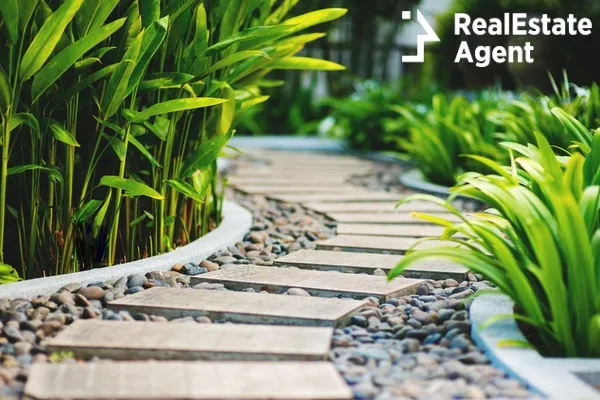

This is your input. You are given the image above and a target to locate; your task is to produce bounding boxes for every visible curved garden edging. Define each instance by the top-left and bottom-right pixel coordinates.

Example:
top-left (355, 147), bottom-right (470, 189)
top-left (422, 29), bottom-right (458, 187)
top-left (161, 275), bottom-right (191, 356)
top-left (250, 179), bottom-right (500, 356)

top-left (470, 293), bottom-right (600, 399)
top-left (399, 169), bottom-right (456, 198)
top-left (0, 201), bottom-right (252, 300)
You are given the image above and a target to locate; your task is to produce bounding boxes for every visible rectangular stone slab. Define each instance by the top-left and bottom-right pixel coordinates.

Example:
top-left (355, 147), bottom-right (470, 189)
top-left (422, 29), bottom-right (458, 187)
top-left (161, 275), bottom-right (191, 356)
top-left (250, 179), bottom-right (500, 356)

top-left (232, 170), bottom-right (360, 178)
top-left (304, 201), bottom-right (448, 214)
top-left (274, 192), bottom-right (401, 203)
top-left (328, 212), bottom-right (462, 224)
top-left (46, 320), bottom-right (333, 361)
top-left (274, 250), bottom-right (467, 280)
top-left (25, 361), bottom-right (352, 400)
top-left (229, 177), bottom-right (348, 186)
top-left (190, 265), bottom-right (423, 300)
top-left (234, 185), bottom-right (361, 195)
top-left (316, 234), bottom-right (458, 255)
top-left (108, 287), bottom-right (367, 327)
top-left (336, 223), bottom-right (457, 237)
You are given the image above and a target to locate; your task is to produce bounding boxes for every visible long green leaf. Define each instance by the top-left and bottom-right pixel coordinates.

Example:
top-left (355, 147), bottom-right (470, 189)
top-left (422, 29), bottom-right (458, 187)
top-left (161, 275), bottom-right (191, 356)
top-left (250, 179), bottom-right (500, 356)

top-left (126, 16), bottom-right (168, 96)
top-left (140, 0), bottom-right (160, 28)
top-left (282, 8), bottom-right (347, 33)
top-left (93, 192), bottom-right (111, 237)
top-left (0, 66), bottom-right (12, 114)
top-left (43, 118), bottom-right (80, 147)
top-left (76, 0), bottom-right (119, 36)
top-left (9, 113), bottom-right (40, 138)
top-left (123, 97), bottom-right (228, 123)
top-left (101, 32), bottom-right (143, 118)
top-left (167, 179), bottom-right (203, 203)
top-left (32, 17), bottom-right (126, 101)
top-left (19, 0), bottom-right (84, 81)
top-left (7, 164), bottom-right (63, 184)
top-left (0, 0), bottom-right (19, 45)
top-left (203, 51), bottom-right (269, 77)
top-left (100, 176), bottom-right (163, 199)
top-left (269, 56), bottom-right (345, 71)
top-left (72, 199), bottom-right (103, 223)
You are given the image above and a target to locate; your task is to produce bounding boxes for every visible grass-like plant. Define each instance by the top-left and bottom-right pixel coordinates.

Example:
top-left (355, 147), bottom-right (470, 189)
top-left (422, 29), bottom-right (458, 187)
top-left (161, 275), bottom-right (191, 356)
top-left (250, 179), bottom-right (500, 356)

top-left (390, 91), bottom-right (506, 185)
top-left (388, 131), bottom-right (600, 357)
top-left (0, 0), bottom-right (346, 280)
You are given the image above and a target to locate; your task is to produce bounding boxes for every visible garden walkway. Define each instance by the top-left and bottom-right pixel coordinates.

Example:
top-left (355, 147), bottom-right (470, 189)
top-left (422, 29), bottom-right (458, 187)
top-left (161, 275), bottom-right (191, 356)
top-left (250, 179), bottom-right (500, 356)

top-left (25, 150), bottom-right (469, 399)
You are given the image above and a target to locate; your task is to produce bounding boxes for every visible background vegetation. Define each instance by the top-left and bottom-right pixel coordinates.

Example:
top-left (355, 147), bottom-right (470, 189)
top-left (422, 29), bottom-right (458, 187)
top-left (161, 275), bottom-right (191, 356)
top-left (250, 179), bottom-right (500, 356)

top-left (0, 0), bottom-right (345, 280)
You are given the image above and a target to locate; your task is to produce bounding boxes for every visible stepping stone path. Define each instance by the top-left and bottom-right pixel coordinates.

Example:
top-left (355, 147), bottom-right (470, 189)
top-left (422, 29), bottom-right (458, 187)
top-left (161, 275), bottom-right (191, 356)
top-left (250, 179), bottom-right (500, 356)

top-left (304, 201), bottom-right (448, 213)
top-left (336, 222), bottom-right (458, 237)
top-left (27, 361), bottom-right (352, 400)
top-left (26, 150), bottom-right (471, 399)
top-left (46, 320), bottom-right (334, 361)
top-left (317, 234), bottom-right (458, 254)
top-left (327, 212), bottom-right (463, 224)
top-left (190, 264), bottom-right (423, 300)
top-left (275, 249), bottom-right (467, 280)
top-left (108, 287), bottom-right (367, 327)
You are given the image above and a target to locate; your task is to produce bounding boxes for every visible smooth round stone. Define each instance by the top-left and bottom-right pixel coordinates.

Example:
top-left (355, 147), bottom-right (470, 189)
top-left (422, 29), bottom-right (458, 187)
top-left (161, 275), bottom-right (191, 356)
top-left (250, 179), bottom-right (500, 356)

top-left (438, 309), bottom-right (454, 323)
top-left (423, 333), bottom-right (442, 345)
top-left (214, 256), bottom-right (237, 264)
top-left (78, 286), bottom-right (105, 301)
top-left (2, 325), bottom-right (22, 343)
top-left (286, 288), bottom-right (310, 297)
top-left (457, 351), bottom-right (489, 365)
top-left (419, 295), bottom-right (438, 303)
top-left (75, 289), bottom-right (91, 307)
top-left (124, 286), bottom-right (144, 295)
top-left (406, 329), bottom-right (428, 341)
top-left (446, 320), bottom-right (470, 334)
top-left (200, 260), bottom-right (219, 272)
top-left (14, 342), bottom-right (32, 357)
top-left (60, 283), bottom-right (83, 293)
top-left (54, 291), bottom-right (75, 306)
top-left (350, 315), bottom-right (368, 328)
top-left (450, 335), bottom-right (470, 352)
top-left (416, 284), bottom-right (429, 296)
top-left (127, 275), bottom-right (146, 288)
top-left (355, 347), bottom-right (390, 361)
top-left (113, 277), bottom-right (128, 289)
top-left (181, 264), bottom-right (206, 275)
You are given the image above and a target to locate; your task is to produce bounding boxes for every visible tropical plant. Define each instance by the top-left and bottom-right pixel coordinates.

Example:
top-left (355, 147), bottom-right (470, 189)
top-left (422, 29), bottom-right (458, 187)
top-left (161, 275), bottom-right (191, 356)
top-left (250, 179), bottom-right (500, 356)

top-left (390, 91), bottom-right (509, 185)
top-left (488, 73), bottom-right (600, 149)
top-left (0, 0), bottom-right (346, 280)
top-left (388, 131), bottom-right (600, 357)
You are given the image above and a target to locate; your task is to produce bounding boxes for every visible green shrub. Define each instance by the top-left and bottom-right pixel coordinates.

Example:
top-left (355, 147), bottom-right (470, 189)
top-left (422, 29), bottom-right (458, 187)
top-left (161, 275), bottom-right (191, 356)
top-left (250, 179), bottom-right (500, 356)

top-left (323, 80), bottom-right (436, 151)
top-left (390, 91), bottom-right (510, 185)
top-left (0, 0), bottom-right (346, 279)
top-left (389, 130), bottom-right (600, 357)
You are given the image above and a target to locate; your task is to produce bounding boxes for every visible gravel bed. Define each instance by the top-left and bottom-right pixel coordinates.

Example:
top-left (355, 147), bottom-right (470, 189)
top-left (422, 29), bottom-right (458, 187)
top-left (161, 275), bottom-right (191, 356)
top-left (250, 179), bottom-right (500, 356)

top-left (0, 158), bottom-right (531, 399)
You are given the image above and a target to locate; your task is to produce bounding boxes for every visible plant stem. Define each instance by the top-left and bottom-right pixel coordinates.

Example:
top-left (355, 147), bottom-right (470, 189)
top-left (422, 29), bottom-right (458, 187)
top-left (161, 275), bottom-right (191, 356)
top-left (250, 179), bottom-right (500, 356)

top-left (0, 112), bottom-right (10, 263)
top-left (108, 122), bottom-right (131, 265)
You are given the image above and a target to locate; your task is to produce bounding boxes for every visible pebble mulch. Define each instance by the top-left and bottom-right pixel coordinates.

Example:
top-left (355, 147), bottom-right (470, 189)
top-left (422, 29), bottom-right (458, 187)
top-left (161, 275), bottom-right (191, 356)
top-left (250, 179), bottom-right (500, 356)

top-left (0, 158), bottom-right (532, 399)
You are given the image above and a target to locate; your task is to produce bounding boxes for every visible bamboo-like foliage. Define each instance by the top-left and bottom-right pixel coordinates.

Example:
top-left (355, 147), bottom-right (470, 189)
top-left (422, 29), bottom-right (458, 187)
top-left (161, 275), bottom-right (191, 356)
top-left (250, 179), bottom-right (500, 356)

top-left (388, 123), bottom-right (600, 357)
top-left (0, 0), bottom-right (346, 280)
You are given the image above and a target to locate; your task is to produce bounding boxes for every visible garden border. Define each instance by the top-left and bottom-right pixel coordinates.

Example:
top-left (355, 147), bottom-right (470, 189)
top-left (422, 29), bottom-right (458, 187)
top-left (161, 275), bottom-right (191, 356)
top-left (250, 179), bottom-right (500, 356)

top-left (0, 201), bottom-right (252, 300)
top-left (470, 292), bottom-right (600, 399)
top-left (398, 169), bottom-right (456, 198)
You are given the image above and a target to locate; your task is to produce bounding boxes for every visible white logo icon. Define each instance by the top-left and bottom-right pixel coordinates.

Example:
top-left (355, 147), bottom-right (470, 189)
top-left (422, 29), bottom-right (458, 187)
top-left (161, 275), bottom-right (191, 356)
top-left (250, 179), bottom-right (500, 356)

top-left (402, 10), bottom-right (440, 63)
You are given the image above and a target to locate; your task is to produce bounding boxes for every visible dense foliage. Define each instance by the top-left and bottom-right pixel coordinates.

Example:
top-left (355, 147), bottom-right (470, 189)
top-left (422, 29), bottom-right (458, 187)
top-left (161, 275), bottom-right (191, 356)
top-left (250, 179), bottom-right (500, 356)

top-left (0, 0), bottom-right (345, 280)
top-left (389, 111), bottom-right (600, 357)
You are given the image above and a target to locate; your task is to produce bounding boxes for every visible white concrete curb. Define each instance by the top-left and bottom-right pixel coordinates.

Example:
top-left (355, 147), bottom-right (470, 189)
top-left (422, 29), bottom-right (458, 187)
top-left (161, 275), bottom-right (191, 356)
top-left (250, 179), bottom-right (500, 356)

top-left (470, 292), bottom-right (600, 399)
top-left (0, 201), bottom-right (252, 300)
